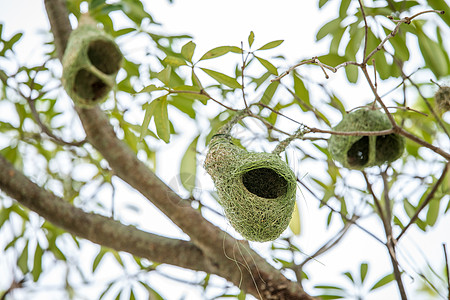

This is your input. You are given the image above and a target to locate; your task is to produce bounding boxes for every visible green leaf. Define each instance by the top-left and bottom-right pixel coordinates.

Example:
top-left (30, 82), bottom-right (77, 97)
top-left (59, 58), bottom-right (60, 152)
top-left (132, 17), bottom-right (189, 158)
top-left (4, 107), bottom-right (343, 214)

top-left (427, 0), bottom-right (450, 27)
top-left (180, 135), bottom-right (199, 193)
top-left (171, 85), bottom-right (209, 102)
top-left (260, 81), bottom-right (279, 105)
top-left (32, 243), bottom-right (44, 282)
top-left (343, 271), bottom-right (354, 283)
top-left (385, 28), bottom-right (409, 61)
top-left (199, 46), bottom-right (241, 60)
top-left (153, 96), bottom-right (171, 143)
top-left (360, 262), bottom-right (369, 283)
top-left (18, 241), bottom-right (29, 274)
top-left (316, 18), bottom-right (341, 41)
top-left (138, 84), bottom-right (166, 94)
top-left (201, 68), bottom-right (241, 89)
top-left (370, 273), bottom-right (395, 290)
top-left (157, 66), bottom-right (172, 86)
top-left (293, 74), bottom-right (310, 102)
top-left (426, 198), bottom-right (440, 227)
top-left (289, 201), bottom-right (301, 235)
top-left (92, 247), bottom-right (107, 273)
top-left (255, 56), bottom-right (278, 75)
top-left (3, 32), bottom-right (23, 54)
top-left (181, 41), bottom-right (196, 62)
top-left (169, 95), bottom-right (196, 118)
top-left (140, 100), bottom-right (158, 141)
top-left (416, 28), bottom-right (448, 77)
top-left (257, 40), bottom-right (284, 51)
top-left (345, 64), bottom-right (358, 83)
top-left (163, 55), bottom-right (186, 67)
top-left (339, 0), bottom-right (351, 17)
top-left (319, 0), bottom-right (329, 8)
top-left (248, 31), bottom-right (255, 47)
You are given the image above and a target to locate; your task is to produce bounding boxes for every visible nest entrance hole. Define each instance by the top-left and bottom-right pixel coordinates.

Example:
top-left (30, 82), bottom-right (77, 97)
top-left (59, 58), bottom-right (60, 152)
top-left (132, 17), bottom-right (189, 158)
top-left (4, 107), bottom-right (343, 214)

top-left (74, 69), bottom-right (108, 101)
top-left (376, 134), bottom-right (401, 162)
top-left (242, 167), bottom-right (288, 199)
top-left (347, 136), bottom-right (369, 167)
top-left (87, 40), bottom-right (122, 75)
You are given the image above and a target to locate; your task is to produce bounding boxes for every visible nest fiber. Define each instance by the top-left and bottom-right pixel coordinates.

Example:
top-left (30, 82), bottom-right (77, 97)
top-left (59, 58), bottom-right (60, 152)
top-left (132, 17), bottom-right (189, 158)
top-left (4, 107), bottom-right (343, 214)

top-left (435, 86), bottom-right (450, 112)
top-left (62, 20), bottom-right (122, 107)
top-left (204, 134), bottom-right (296, 242)
top-left (328, 108), bottom-right (404, 170)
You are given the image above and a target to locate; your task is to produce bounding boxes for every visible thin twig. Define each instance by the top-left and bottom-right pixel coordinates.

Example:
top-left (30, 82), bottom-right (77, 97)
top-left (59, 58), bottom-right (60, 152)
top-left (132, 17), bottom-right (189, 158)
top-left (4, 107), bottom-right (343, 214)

top-left (397, 162), bottom-right (449, 240)
top-left (444, 243), bottom-right (450, 300)
top-left (407, 78), bottom-right (450, 139)
top-left (168, 89), bottom-right (237, 111)
top-left (240, 41), bottom-right (249, 109)
top-left (298, 179), bottom-right (384, 244)
top-left (358, 0), bottom-right (369, 60)
top-left (363, 172), bottom-right (408, 300)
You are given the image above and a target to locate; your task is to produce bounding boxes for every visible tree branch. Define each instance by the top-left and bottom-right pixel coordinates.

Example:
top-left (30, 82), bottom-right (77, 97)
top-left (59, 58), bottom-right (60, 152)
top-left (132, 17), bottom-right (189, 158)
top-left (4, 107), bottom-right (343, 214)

top-left (0, 154), bottom-right (213, 273)
top-left (39, 1), bottom-right (315, 298)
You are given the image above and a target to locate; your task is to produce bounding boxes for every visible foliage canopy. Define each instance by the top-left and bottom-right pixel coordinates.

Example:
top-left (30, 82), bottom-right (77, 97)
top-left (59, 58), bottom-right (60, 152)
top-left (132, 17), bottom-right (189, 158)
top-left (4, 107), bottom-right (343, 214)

top-left (0, 0), bottom-right (449, 299)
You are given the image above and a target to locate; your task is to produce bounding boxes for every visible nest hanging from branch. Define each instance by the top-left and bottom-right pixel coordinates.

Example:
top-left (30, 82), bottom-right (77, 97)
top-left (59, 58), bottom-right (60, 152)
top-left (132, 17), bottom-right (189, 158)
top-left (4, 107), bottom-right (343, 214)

top-left (62, 15), bottom-right (122, 107)
top-left (328, 108), bottom-right (405, 170)
top-left (204, 117), bottom-right (297, 242)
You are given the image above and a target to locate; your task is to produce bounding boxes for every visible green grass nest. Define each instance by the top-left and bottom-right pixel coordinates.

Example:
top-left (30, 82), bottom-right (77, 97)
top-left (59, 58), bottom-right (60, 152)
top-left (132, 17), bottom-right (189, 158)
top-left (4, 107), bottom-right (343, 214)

top-left (328, 108), bottom-right (405, 170)
top-left (62, 21), bottom-right (122, 107)
top-left (204, 134), bottom-right (296, 242)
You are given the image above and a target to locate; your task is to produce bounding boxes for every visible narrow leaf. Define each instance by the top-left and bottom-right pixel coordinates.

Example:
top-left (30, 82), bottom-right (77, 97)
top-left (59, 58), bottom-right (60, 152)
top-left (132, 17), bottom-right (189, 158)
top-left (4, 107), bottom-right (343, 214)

top-left (163, 56), bottom-right (186, 67)
top-left (260, 81), bottom-right (279, 105)
top-left (199, 46), bottom-right (241, 60)
top-left (257, 40), bottom-right (284, 51)
top-left (32, 243), bottom-right (44, 282)
top-left (201, 68), bottom-right (241, 89)
top-left (180, 135), bottom-right (199, 193)
top-left (92, 247), bottom-right (107, 273)
top-left (18, 241), bottom-right (29, 274)
top-left (153, 96), bottom-right (170, 143)
top-left (138, 84), bottom-right (165, 93)
top-left (248, 31), bottom-right (255, 47)
top-left (360, 262), bottom-right (369, 283)
top-left (370, 273), bottom-right (395, 291)
top-left (289, 201), bottom-right (301, 235)
top-left (181, 41), bottom-right (196, 62)
top-left (255, 56), bottom-right (278, 75)
top-left (140, 100), bottom-right (158, 141)
top-left (157, 66), bottom-right (171, 86)
top-left (426, 198), bottom-right (440, 227)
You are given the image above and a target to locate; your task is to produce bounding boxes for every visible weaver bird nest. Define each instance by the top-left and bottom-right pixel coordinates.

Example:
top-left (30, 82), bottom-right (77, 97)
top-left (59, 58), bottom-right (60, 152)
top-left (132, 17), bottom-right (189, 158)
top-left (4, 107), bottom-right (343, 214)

top-left (328, 108), bottom-right (405, 170)
top-left (204, 133), bottom-right (297, 242)
top-left (435, 85), bottom-right (450, 112)
top-left (62, 15), bottom-right (122, 107)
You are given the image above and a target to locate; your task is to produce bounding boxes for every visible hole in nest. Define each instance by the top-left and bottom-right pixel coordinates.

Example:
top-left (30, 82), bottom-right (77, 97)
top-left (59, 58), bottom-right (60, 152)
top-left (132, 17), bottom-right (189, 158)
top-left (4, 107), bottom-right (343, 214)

top-left (347, 136), bottom-right (369, 167)
top-left (242, 167), bottom-right (287, 199)
top-left (376, 134), bottom-right (401, 162)
top-left (74, 69), bottom-right (108, 101)
top-left (87, 40), bottom-right (122, 74)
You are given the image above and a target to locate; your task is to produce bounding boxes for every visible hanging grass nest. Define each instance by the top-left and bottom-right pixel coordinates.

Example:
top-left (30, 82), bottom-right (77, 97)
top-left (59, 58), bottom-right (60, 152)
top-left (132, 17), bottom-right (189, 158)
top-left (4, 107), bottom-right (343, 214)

top-left (204, 134), bottom-right (297, 242)
top-left (435, 85), bottom-right (450, 112)
top-left (328, 108), bottom-right (405, 170)
top-left (62, 15), bottom-right (122, 107)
